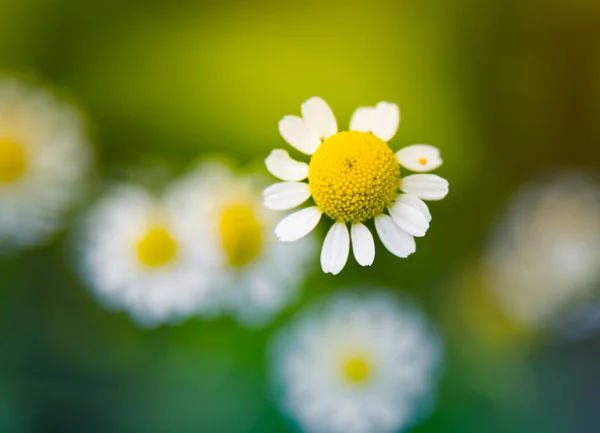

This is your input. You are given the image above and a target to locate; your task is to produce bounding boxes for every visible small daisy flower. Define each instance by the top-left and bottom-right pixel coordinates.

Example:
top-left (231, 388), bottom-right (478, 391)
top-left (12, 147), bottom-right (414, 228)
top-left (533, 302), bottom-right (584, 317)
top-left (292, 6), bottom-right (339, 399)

top-left (76, 184), bottom-right (211, 327)
top-left (0, 79), bottom-right (91, 252)
top-left (485, 172), bottom-right (600, 332)
top-left (264, 97), bottom-right (449, 274)
top-left (168, 162), bottom-right (316, 327)
top-left (270, 289), bottom-right (442, 433)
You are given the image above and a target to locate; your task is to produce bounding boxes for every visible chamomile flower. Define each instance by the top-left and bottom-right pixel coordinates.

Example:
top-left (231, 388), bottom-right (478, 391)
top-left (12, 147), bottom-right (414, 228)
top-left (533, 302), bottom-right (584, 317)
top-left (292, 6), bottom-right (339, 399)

top-left (264, 97), bottom-right (449, 274)
top-left (270, 289), bottom-right (442, 433)
top-left (76, 184), bottom-right (211, 327)
top-left (167, 162), bottom-right (316, 327)
top-left (485, 172), bottom-right (600, 332)
top-left (0, 79), bottom-right (91, 252)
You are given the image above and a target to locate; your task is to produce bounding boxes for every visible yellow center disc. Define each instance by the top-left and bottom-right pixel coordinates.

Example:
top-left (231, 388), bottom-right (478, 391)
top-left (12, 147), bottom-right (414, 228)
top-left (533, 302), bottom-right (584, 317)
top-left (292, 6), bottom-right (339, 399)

top-left (218, 203), bottom-right (264, 268)
top-left (0, 139), bottom-right (27, 183)
top-left (343, 356), bottom-right (371, 384)
top-left (308, 131), bottom-right (400, 223)
top-left (136, 227), bottom-right (178, 268)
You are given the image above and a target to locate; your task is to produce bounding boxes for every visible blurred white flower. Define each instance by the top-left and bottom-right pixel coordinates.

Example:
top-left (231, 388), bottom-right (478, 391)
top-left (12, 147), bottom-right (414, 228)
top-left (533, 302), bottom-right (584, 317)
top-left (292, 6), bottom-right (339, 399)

top-left (270, 290), bottom-right (442, 433)
top-left (485, 172), bottom-right (600, 332)
top-left (0, 78), bottom-right (92, 252)
top-left (76, 184), bottom-right (211, 327)
top-left (264, 97), bottom-right (449, 275)
top-left (167, 162), bottom-right (316, 327)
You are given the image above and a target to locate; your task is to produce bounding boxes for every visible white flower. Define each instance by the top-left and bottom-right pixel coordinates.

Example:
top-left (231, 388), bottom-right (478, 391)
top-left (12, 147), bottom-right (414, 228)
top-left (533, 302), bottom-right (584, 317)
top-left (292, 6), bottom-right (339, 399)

top-left (167, 162), bottom-right (316, 327)
top-left (485, 172), bottom-right (600, 332)
top-left (270, 289), bottom-right (443, 433)
top-left (0, 79), bottom-right (92, 252)
top-left (75, 184), bottom-right (211, 327)
top-left (264, 97), bottom-right (449, 274)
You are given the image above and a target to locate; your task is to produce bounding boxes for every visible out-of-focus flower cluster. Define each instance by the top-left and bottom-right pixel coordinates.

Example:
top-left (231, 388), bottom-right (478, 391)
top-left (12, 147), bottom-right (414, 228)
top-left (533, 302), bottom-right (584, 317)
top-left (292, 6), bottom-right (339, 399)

top-left (0, 77), bottom-right (317, 329)
top-left (75, 163), bottom-right (316, 328)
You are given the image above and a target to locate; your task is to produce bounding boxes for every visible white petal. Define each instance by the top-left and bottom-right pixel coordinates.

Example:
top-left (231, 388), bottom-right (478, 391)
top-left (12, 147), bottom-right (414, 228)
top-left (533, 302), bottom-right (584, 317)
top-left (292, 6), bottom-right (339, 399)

top-left (396, 144), bottom-right (443, 172)
top-left (349, 107), bottom-right (376, 132)
top-left (301, 97), bottom-right (337, 139)
top-left (388, 199), bottom-right (430, 237)
top-left (265, 149), bottom-right (309, 181)
top-left (374, 215), bottom-right (416, 258)
top-left (320, 222), bottom-right (350, 275)
top-left (263, 182), bottom-right (311, 210)
top-left (401, 174), bottom-right (449, 201)
top-left (395, 193), bottom-right (431, 222)
top-left (275, 207), bottom-right (322, 242)
top-left (278, 115), bottom-right (321, 155)
top-left (372, 102), bottom-right (400, 141)
top-left (351, 223), bottom-right (375, 266)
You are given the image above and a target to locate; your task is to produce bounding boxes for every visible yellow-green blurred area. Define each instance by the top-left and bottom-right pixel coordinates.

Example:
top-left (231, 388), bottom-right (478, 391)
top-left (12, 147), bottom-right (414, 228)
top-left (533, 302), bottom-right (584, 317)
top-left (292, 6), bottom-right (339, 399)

top-left (1, 0), bottom-right (600, 432)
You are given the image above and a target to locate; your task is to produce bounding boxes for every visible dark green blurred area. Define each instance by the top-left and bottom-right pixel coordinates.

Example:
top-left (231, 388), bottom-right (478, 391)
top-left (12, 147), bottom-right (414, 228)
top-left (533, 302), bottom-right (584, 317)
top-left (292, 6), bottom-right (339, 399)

top-left (1, 0), bottom-right (600, 432)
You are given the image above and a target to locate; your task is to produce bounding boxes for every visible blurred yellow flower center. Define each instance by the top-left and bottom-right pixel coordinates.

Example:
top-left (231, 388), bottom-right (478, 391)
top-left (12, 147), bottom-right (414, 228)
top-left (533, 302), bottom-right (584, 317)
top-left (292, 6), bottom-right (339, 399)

top-left (308, 131), bottom-right (400, 223)
top-left (418, 157), bottom-right (427, 165)
top-left (342, 356), bottom-right (371, 384)
top-left (219, 203), bottom-right (263, 268)
top-left (136, 227), bottom-right (178, 268)
top-left (0, 139), bottom-right (27, 183)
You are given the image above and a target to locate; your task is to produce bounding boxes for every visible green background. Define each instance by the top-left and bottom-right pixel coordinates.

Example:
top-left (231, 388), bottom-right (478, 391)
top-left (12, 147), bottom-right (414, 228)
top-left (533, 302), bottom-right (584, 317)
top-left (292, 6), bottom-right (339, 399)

top-left (1, 0), bottom-right (600, 431)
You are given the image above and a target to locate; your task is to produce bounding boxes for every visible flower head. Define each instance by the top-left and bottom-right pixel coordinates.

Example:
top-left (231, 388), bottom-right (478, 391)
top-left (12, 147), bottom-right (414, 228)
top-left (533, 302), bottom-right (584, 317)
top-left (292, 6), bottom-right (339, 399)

top-left (167, 162), bottom-right (316, 327)
top-left (75, 184), bottom-right (211, 327)
top-left (0, 79), bottom-right (92, 252)
top-left (270, 289), bottom-right (443, 433)
top-left (485, 172), bottom-right (600, 332)
top-left (264, 97), bottom-right (448, 274)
